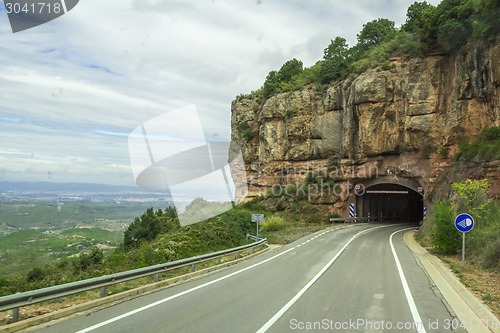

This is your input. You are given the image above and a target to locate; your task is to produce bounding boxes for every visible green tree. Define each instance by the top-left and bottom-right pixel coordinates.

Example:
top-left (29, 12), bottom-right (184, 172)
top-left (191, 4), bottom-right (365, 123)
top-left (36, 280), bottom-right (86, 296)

top-left (474, 0), bottom-right (500, 41)
top-left (357, 18), bottom-right (396, 49)
top-left (276, 58), bottom-right (303, 83)
top-left (123, 207), bottom-right (178, 248)
top-left (434, 0), bottom-right (475, 53)
top-left (262, 70), bottom-right (280, 98)
top-left (451, 179), bottom-right (489, 221)
top-left (437, 19), bottom-right (470, 53)
top-left (402, 1), bottom-right (437, 48)
top-left (262, 58), bottom-right (304, 98)
top-left (319, 37), bottom-right (349, 83)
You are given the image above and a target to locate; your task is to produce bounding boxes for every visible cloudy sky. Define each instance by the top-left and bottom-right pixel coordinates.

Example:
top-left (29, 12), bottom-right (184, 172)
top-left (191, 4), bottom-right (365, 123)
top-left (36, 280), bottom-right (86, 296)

top-left (0, 0), bottom-right (442, 186)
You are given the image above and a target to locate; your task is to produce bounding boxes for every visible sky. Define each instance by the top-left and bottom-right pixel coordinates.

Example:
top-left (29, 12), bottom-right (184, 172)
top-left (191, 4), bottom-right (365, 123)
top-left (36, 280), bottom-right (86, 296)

top-left (0, 0), bottom-right (443, 186)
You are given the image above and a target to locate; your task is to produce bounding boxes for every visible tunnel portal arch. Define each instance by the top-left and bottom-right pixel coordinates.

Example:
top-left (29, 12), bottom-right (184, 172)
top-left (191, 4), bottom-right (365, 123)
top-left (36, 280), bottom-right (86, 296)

top-left (357, 182), bottom-right (424, 223)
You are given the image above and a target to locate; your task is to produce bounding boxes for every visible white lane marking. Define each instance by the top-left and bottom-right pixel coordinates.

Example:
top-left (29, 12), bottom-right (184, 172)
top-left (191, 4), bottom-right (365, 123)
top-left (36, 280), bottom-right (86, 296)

top-left (75, 247), bottom-right (295, 333)
top-left (76, 224), bottom-right (364, 333)
top-left (390, 228), bottom-right (426, 333)
top-left (257, 224), bottom-right (394, 333)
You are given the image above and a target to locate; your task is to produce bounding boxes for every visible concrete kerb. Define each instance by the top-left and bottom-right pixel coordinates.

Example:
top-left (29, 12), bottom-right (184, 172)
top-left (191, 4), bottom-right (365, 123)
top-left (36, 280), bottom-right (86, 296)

top-left (404, 230), bottom-right (500, 333)
top-left (1, 244), bottom-right (270, 333)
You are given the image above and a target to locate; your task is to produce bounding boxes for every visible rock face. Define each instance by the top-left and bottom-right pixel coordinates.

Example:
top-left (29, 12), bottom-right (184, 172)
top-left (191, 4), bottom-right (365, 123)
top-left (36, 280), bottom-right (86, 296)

top-left (231, 42), bottom-right (500, 212)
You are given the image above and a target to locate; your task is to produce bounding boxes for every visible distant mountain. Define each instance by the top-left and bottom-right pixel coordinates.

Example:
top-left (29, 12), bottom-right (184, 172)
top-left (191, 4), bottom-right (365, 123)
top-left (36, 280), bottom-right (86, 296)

top-left (0, 181), bottom-right (147, 193)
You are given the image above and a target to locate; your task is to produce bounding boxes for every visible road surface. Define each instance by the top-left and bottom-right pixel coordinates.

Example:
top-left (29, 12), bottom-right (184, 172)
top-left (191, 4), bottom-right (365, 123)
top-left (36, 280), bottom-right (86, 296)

top-left (30, 223), bottom-right (468, 333)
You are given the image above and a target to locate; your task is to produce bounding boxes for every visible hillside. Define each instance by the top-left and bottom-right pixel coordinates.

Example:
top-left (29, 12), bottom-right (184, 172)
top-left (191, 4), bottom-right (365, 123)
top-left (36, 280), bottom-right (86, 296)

top-left (231, 0), bottom-right (500, 217)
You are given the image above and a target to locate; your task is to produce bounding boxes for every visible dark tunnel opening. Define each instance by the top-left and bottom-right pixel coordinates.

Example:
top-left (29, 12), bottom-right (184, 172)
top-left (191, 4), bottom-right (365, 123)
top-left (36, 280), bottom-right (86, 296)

top-left (360, 183), bottom-right (424, 223)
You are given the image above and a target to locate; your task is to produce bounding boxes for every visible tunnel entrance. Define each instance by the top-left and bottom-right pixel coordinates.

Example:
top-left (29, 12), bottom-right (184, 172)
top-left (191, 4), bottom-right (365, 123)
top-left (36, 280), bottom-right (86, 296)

top-left (360, 183), bottom-right (423, 222)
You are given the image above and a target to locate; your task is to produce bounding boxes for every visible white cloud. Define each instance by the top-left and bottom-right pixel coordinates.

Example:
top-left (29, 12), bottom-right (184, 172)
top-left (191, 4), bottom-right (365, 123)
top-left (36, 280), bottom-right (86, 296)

top-left (0, 0), bottom-right (442, 185)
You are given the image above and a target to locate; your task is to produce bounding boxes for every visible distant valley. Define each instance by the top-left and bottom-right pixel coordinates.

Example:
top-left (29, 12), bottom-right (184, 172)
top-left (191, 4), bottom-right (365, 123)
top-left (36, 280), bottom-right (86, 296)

top-left (0, 181), bottom-right (174, 276)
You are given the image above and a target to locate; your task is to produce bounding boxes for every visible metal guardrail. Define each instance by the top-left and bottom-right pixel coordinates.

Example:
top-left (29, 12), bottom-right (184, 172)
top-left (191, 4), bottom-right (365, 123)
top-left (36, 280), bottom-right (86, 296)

top-left (0, 238), bottom-right (267, 322)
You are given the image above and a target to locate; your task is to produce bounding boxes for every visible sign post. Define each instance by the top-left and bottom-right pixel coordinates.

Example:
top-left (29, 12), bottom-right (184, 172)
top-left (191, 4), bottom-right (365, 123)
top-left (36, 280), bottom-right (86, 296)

top-left (251, 214), bottom-right (264, 239)
top-left (454, 213), bottom-right (474, 268)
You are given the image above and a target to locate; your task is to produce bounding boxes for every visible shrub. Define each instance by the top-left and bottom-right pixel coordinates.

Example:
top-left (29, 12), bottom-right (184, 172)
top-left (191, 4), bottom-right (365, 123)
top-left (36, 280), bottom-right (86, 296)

top-left (242, 129), bottom-right (255, 140)
top-left (260, 215), bottom-right (286, 232)
top-left (439, 146), bottom-right (450, 158)
top-left (73, 247), bottom-right (104, 272)
top-left (286, 107), bottom-right (298, 118)
top-left (124, 207), bottom-right (178, 248)
top-left (305, 214), bottom-right (323, 224)
top-left (26, 267), bottom-right (46, 282)
top-left (429, 202), bottom-right (461, 254)
top-left (421, 143), bottom-right (434, 159)
top-left (456, 126), bottom-right (500, 161)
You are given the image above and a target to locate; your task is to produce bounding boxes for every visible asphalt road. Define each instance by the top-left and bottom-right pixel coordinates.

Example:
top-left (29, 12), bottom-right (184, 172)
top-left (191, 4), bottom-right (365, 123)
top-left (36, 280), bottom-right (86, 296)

top-left (30, 223), bottom-right (468, 333)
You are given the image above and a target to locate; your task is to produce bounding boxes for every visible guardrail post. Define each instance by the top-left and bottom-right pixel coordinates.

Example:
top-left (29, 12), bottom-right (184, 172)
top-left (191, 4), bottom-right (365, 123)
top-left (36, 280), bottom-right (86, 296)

top-left (154, 273), bottom-right (159, 283)
top-left (100, 287), bottom-right (107, 298)
top-left (11, 307), bottom-right (19, 323)
top-left (191, 264), bottom-right (196, 272)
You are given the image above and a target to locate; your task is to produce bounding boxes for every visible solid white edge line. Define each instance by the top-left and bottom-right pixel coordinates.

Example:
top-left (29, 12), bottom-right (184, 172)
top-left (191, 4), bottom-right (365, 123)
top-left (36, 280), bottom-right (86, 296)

top-left (75, 247), bottom-right (295, 333)
top-left (60, 0), bottom-right (68, 13)
top-left (389, 228), bottom-right (427, 333)
top-left (256, 224), bottom-right (394, 333)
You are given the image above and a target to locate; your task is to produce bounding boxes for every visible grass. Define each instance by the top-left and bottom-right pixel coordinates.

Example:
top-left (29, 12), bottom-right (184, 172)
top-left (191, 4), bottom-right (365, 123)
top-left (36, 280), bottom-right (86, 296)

top-left (439, 254), bottom-right (500, 319)
top-left (260, 222), bottom-right (330, 245)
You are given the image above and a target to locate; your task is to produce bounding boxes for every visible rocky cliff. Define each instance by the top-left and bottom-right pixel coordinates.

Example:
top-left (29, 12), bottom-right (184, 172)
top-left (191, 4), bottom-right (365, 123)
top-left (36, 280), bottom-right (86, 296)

top-left (231, 42), bottom-right (500, 214)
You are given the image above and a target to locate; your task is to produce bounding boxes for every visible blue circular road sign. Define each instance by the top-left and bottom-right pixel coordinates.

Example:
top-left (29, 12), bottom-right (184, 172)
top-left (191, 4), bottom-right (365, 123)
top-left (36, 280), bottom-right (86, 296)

top-left (455, 213), bottom-right (474, 233)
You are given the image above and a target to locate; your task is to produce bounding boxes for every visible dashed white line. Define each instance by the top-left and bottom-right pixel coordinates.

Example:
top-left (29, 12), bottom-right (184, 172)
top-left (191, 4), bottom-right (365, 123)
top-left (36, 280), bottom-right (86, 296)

top-left (257, 225), bottom-right (394, 333)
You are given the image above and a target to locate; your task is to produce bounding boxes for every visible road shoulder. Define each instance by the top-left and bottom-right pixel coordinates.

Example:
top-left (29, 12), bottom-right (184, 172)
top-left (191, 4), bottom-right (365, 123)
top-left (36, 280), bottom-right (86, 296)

top-left (404, 230), bottom-right (500, 333)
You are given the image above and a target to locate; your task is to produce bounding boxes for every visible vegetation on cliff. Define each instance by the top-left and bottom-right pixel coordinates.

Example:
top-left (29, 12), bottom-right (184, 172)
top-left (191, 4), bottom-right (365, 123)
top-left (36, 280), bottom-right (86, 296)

top-left (456, 126), bottom-right (500, 162)
top-left (245, 0), bottom-right (500, 100)
top-left (420, 178), bottom-right (499, 271)
top-left (419, 127), bottom-right (500, 271)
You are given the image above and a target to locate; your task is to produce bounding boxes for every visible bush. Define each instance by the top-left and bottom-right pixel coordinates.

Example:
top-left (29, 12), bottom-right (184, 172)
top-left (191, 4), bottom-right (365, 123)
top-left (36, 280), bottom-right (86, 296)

top-left (421, 143), bottom-right (434, 159)
top-left (26, 267), bottom-right (46, 282)
top-left (456, 126), bottom-right (500, 161)
top-left (286, 107), bottom-right (298, 118)
top-left (260, 215), bottom-right (286, 232)
top-left (124, 207), bottom-right (179, 248)
top-left (242, 128), bottom-right (255, 140)
top-left (73, 247), bottom-right (104, 272)
top-left (429, 202), bottom-right (461, 254)
top-left (467, 200), bottom-right (500, 270)
top-left (305, 214), bottom-right (323, 224)
top-left (439, 146), bottom-right (450, 158)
